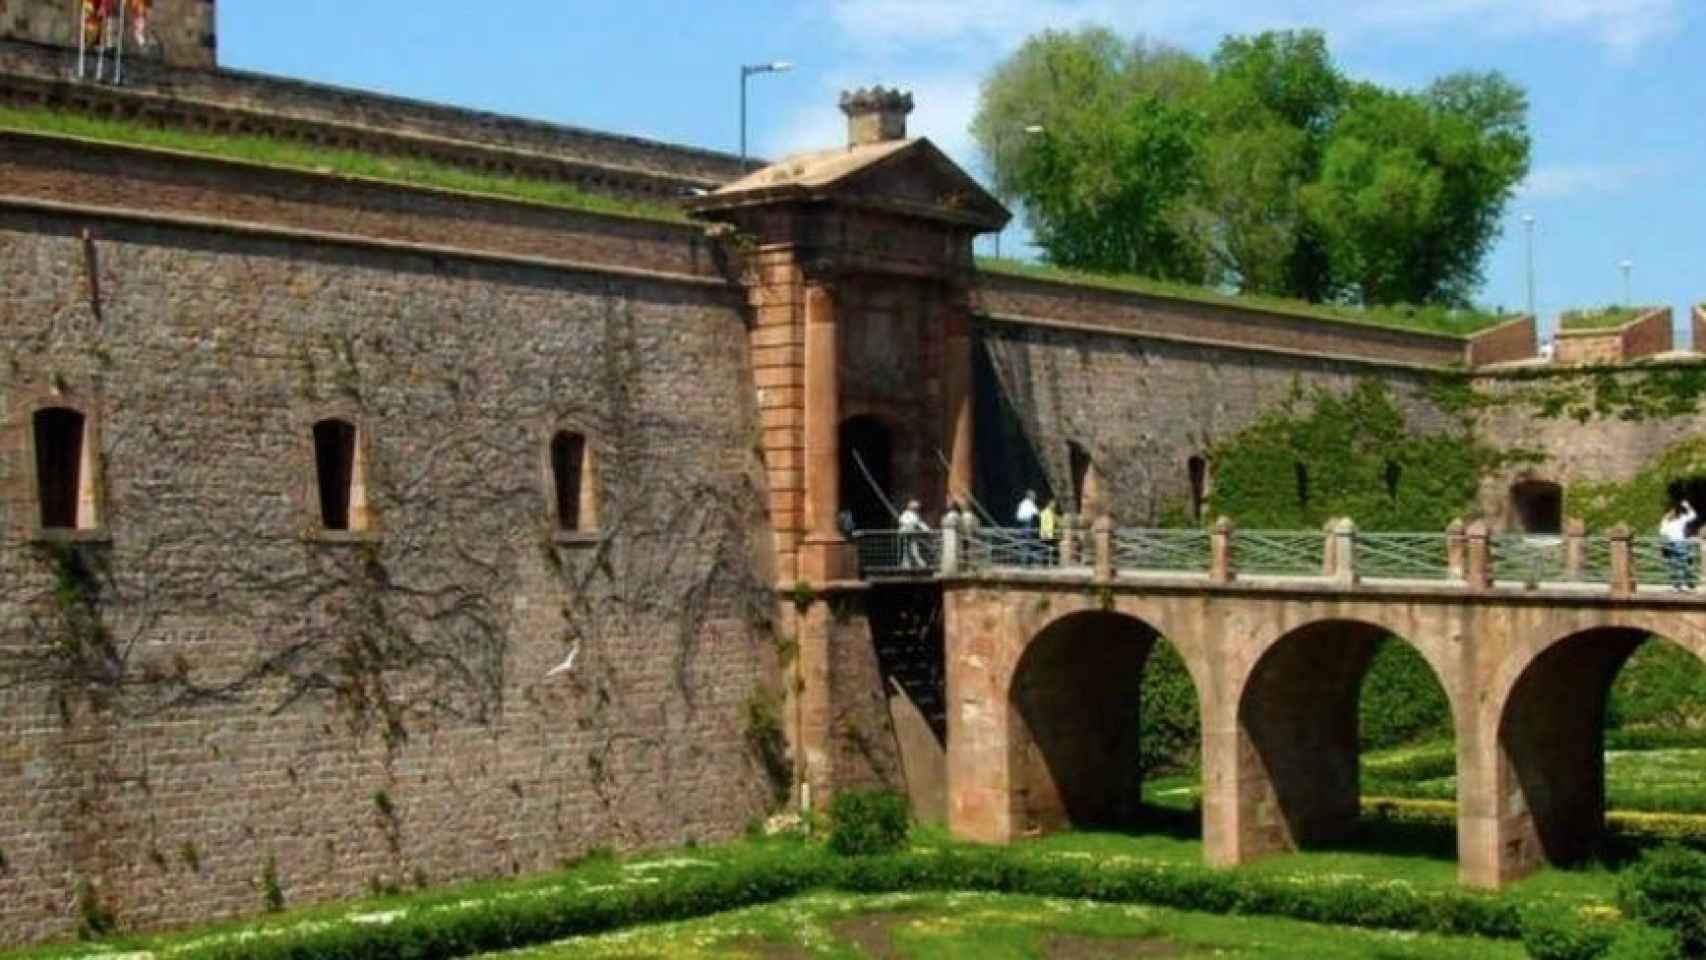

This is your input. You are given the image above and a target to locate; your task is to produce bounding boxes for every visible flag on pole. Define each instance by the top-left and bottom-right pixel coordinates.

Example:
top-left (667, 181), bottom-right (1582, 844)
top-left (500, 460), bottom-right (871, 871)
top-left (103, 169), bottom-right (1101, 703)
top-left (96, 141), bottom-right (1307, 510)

top-left (128, 0), bottom-right (150, 46)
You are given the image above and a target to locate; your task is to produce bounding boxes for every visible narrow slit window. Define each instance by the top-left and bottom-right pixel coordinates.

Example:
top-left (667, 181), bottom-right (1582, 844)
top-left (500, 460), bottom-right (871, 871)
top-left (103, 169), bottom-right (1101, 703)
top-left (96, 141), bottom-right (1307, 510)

top-left (1187, 455), bottom-right (1208, 521)
top-left (1295, 462), bottom-right (1310, 509)
top-left (34, 407), bottom-right (86, 530)
top-left (551, 431), bottom-right (588, 531)
top-left (1068, 442), bottom-right (1092, 514)
top-left (1384, 461), bottom-right (1402, 501)
top-left (313, 418), bottom-right (357, 531)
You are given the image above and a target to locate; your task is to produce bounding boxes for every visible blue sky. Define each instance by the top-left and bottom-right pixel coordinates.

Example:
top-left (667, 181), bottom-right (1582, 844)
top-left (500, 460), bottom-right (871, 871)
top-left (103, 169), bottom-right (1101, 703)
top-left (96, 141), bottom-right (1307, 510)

top-left (221, 1), bottom-right (1702, 342)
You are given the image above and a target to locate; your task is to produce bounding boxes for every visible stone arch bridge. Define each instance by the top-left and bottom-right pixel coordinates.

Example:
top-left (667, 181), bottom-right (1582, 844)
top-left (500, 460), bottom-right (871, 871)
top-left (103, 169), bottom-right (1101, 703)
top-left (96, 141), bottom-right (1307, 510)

top-left (900, 519), bottom-right (1706, 888)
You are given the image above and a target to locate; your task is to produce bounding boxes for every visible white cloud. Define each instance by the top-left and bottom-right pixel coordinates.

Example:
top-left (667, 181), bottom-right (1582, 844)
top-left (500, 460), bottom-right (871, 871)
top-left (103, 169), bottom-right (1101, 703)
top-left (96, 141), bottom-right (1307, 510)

top-left (1520, 158), bottom-right (1676, 199)
top-left (824, 0), bottom-right (1685, 57)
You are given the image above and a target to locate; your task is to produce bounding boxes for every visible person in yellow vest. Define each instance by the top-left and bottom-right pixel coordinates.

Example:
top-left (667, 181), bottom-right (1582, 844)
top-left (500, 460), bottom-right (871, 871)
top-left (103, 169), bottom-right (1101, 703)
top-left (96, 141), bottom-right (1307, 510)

top-left (1038, 498), bottom-right (1059, 565)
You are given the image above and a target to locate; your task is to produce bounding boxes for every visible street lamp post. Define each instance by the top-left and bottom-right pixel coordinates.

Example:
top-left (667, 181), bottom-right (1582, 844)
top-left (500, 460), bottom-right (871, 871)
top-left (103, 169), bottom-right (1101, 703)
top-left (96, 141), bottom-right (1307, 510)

top-left (993, 124), bottom-right (1045, 260)
top-left (1521, 214), bottom-right (1536, 320)
top-left (740, 61), bottom-right (792, 166)
top-left (1620, 259), bottom-right (1634, 307)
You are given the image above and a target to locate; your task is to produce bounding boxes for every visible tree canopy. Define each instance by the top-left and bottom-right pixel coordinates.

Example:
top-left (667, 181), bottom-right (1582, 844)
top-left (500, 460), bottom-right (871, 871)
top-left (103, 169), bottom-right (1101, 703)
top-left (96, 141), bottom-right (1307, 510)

top-left (972, 28), bottom-right (1530, 308)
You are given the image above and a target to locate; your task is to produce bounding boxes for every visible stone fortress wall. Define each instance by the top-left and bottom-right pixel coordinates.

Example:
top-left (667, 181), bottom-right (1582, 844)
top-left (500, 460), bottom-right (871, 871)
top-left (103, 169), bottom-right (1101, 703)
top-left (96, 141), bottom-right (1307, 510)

top-left (3, 5), bottom-right (1706, 942)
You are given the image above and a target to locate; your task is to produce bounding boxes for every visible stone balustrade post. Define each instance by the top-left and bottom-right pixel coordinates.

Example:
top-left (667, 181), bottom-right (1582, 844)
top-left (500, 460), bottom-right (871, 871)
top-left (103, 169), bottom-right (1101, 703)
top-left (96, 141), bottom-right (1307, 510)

top-left (1609, 523), bottom-right (1634, 598)
top-left (1321, 516), bottom-right (1339, 576)
top-left (1446, 518), bottom-right (1466, 580)
top-left (1210, 516), bottom-right (1235, 583)
top-left (1563, 518), bottom-right (1586, 582)
top-left (1059, 513), bottom-right (1078, 566)
top-left (1093, 515), bottom-right (1114, 583)
top-left (1465, 520), bottom-right (1491, 590)
top-left (1332, 517), bottom-right (1359, 585)
top-left (939, 512), bottom-right (960, 576)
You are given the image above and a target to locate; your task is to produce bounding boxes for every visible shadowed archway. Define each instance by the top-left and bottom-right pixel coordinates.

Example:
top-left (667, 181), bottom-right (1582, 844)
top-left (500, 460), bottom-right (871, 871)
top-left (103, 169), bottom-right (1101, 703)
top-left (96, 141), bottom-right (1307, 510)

top-left (1007, 609), bottom-right (1198, 835)
top-left (1237, 620), bottom-right (1456, 853)
top-left (840, 415), bottom-right (895, 531)
top-left (1495, 627), bottom-right (1690, 868)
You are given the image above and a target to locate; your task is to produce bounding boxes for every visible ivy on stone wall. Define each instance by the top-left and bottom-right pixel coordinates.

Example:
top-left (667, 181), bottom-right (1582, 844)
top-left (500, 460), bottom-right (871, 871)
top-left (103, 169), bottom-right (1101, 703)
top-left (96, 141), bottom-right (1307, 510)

top-left (1205, 380), bottom-right (1498, 531)
top-left (1431, 366), bottom-right (1706, 424)
top-left (1567, 436), bottom-right (1706, 533)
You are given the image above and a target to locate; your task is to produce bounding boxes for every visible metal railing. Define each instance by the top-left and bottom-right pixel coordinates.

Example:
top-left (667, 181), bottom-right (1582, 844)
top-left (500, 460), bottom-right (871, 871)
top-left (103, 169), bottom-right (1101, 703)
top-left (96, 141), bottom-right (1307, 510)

top-left (1357, 533), bottom-right (1453, 581)
top-left (1113, 528), bottom-right (1212, 573)
top-left (853, 530), bottom-right (939, 576)
top-left (1491, 534), bottom-right (1567, 585)
top-left (1234, 530), bottom-right (1327, 577)
top-left (871, 519), bottom-right (1702, 599)
top-left (964, 526), bottom-right (1056, 570)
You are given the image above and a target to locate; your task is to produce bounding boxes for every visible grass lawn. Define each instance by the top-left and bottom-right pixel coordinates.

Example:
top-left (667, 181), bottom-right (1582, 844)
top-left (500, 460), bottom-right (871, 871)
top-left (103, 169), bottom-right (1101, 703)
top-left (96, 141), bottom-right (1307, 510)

top-left (499, 890), bottom-right (1527, 959)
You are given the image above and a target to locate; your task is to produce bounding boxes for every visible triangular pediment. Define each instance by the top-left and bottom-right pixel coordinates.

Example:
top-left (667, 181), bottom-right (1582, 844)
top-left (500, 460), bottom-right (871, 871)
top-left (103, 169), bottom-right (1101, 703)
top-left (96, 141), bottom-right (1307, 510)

top-left (836, 139), bottom-right (1010, 229)
top-left (687, 137), bottom-right (1010, 231)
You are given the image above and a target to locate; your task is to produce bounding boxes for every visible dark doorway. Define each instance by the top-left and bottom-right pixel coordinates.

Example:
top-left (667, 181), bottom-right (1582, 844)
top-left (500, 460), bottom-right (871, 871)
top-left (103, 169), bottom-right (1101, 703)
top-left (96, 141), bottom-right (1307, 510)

top-left (33, 407), bottom-right (85, 529)
top-left (1510, 480), bottom-right (1563, 534)
top-left (840, 415), bottom-right (894, 530)
top-left (1667, 477), bottom-right (1706, 536)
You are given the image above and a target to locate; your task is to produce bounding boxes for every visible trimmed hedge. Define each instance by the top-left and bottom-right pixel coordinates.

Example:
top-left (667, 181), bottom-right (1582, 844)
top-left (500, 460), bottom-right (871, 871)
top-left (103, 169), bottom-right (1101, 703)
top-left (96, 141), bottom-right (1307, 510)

top-left (1616, 846), bottom-right (1706, 955)
top-left (171, 843), bottom-right (1533, 960)
top-left (828, 790), bottom-right (910, 857)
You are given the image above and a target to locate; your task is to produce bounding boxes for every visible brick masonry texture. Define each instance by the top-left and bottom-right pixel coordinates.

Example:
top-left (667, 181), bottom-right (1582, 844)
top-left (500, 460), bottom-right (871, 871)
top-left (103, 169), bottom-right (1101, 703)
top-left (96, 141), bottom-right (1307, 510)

top-left (974, 270), bottom-right (1479, 370)
top-left (0, 206), bottom-right (779, 942)
top-left (1553, 308), bottom-right (1673, 367)
top-left (972, 317), bottom-right (1456, 525)
top-left (0, 131), bottom-right (733, 282)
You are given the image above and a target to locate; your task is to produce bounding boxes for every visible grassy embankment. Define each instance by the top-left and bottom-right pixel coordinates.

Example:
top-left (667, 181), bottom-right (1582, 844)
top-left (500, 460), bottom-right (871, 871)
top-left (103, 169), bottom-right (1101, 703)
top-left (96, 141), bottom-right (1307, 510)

top-left (0, 104), bottom-right (686, 223)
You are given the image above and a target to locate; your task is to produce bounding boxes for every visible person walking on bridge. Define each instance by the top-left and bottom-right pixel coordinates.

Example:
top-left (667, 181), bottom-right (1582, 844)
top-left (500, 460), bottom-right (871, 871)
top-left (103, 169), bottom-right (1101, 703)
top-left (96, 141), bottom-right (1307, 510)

top-left (1015, 490), bottom-right (1040, 566)
top-left (898, 499), bottom-right (930, 570)
top-left (1660, 499), bottom-right (1697, 590)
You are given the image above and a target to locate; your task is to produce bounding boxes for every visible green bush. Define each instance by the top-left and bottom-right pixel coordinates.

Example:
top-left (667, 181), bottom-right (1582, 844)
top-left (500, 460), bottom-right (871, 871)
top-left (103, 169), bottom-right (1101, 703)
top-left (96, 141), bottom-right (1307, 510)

top-left (1601, 924), bottom-right (1681, 960)
top-left (1361, 638), bottom-right (1454, 751)
top-left (1519, 906), bottom-right (1618, 960)
top-left (1139, 640), bottom-right (1200, 776)
top-left (827, 790), bottom-right (910, 857)
top-left (1616, 845), bottom-right (1706, 954)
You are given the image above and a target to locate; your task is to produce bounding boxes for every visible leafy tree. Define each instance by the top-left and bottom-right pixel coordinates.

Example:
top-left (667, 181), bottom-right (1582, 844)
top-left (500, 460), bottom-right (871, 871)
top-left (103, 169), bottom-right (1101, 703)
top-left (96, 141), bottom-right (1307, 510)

top-left (972, 28), bottom-right (1529, 309)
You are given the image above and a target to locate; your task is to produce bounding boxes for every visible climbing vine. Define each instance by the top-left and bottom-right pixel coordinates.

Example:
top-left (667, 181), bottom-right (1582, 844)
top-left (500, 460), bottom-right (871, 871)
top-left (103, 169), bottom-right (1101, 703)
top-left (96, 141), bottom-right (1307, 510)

top-left (1430, 366), bottom-right (1706, 424)
top-left (1205, 380), bottom-right (1507, 531)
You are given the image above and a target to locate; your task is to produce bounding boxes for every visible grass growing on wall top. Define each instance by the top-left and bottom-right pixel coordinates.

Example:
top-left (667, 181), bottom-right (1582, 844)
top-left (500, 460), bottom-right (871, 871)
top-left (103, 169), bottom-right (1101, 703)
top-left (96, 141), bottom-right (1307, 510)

top-left (976, 256), bottom-right (1515, 338)
top-left (1559, 306), bottom-right (1642, 331)
top-left (0, 104), bottom-right (689, 223)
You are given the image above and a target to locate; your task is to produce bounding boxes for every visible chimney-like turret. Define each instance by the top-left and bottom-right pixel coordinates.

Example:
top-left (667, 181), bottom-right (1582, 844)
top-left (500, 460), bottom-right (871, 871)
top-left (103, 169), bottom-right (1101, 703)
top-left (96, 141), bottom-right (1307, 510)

top-left (839, 87), bottom-right (914, 147)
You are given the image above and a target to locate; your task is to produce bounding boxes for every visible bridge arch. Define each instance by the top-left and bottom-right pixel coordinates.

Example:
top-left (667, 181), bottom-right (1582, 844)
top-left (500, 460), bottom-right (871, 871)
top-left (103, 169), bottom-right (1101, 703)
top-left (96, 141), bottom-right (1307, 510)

top-left (1005, 607), bottom-right (1204, 835)
top-left (1485, 614), bottom-right (1706, 877)
top-left (1230, 618), bottom-right (1460, 855)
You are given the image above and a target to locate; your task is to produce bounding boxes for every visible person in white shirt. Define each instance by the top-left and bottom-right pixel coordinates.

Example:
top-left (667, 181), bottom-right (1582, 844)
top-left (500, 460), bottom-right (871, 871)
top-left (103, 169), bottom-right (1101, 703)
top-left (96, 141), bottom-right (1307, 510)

top-left (1015, 490), bottom-right (1040, 566)
top-left (1659, 500), bottom-right (1697, 590)
top-left (897, 499), bottom-right (930, 569)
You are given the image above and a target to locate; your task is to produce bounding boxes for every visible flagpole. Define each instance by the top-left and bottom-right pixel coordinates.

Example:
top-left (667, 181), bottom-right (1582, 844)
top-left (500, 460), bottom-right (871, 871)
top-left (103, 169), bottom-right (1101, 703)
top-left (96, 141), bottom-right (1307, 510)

top-left (114, 0), bottom-right (125, 84)
top-left (76, 0), bottom-right (86, 79)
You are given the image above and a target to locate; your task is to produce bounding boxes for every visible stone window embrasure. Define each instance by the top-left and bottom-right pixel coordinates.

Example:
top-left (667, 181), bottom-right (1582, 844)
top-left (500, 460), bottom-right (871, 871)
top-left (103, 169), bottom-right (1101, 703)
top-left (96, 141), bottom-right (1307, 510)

top-left (549, 429), bottom-right (597, 539)
top-left (31, 404), bottom-right (102, 535)
top-left (1187, 455), bottom-right (1208, 521)
top-left (312, 417), bottom-right (371, 533)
